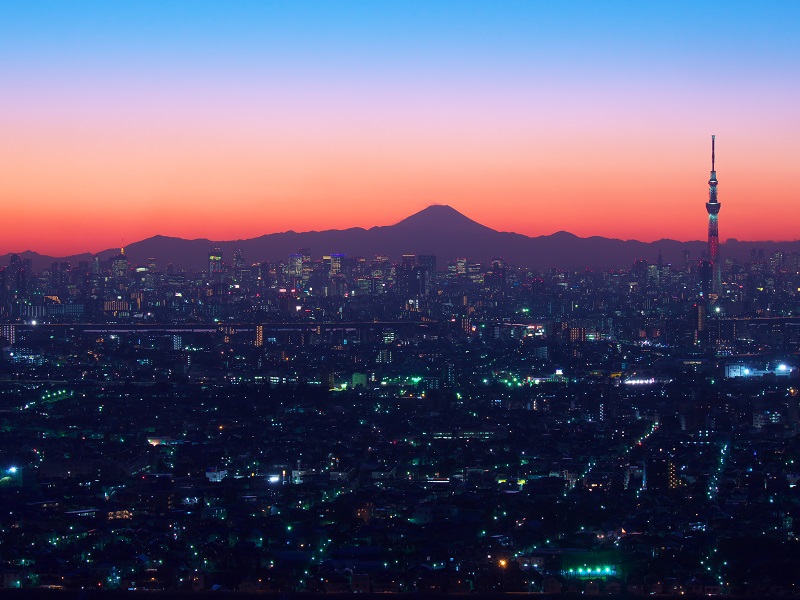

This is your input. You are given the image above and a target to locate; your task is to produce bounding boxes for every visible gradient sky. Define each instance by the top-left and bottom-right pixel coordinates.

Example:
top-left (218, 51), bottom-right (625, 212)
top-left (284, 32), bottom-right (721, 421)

top-left (2, 1), bottom-right (799, 256)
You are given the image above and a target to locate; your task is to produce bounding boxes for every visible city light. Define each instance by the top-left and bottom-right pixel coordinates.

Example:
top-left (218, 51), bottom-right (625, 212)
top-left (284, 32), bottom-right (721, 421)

top-left (0, 85), bottom-right (794, 594)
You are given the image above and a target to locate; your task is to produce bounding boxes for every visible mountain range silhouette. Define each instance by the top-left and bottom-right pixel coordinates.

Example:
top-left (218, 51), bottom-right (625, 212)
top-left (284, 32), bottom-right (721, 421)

top-left (4, 205), bottom-right (799, 271)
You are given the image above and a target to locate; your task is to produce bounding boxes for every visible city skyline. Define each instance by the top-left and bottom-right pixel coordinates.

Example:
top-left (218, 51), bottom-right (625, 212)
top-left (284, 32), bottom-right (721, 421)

top-left (2, 2), bottom-right (799, 255)
top-left (8, 202), bottom-right (800, 273)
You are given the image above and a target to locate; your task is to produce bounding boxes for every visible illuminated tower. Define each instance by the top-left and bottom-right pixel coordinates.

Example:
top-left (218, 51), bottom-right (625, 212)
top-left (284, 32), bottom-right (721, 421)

top-left (705, 135), bottom-right (722, 299)
top-left (208, 247), bottom-right (223, 276)
top-left (111, 246), bottom-right (129, 279)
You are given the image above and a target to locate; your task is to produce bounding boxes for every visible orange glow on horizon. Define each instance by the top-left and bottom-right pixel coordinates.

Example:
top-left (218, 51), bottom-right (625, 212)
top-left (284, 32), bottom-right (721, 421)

top-left (3, 2), bottom-right (800, 257)
top-left (3, 119), bottom-right (798, 256)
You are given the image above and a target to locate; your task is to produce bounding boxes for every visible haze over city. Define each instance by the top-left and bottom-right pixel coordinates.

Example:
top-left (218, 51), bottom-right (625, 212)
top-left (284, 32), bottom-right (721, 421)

top-left (2, 1), bottom-right (799, 256)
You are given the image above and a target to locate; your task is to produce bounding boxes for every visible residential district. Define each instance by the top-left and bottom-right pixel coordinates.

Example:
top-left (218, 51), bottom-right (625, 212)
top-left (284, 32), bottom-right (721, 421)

top-left (1, 247), bottom-right (800, 595)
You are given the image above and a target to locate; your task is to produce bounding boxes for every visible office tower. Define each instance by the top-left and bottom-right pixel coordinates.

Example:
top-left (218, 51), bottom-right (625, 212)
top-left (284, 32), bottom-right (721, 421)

top-left (330, 253), bottom-right (344, 276)
top-left (417, 255), bottom-right (436, 275)
top-left (299, 248), bottom-right (312, 283)
top-left (705, 135), bottom-right (722, 299)
top-left (416, 255), bottom-right (437, 296)
top-left (323, 254), bottom-right (345, 277)
top-left (233, 248), bottom-right (245, 270)
top-left (396, 254), bottom-right (416, 296)
top-left (208, 247), bottom-right (223, 276)
top-left (110, 248), bottom-right (129, 279)
top-left (485, 258), bottom-right (507, 293)
top-left (0, 324), bottom-right (15, 345)
top-left (287, 254), bottom-right (303, 279)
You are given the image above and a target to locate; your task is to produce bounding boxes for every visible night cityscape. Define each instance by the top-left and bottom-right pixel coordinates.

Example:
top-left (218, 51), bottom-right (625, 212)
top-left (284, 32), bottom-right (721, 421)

top-left (2, 1), bottom-right (800, 597)
top-left (3, 139), bottom-right (800, 594)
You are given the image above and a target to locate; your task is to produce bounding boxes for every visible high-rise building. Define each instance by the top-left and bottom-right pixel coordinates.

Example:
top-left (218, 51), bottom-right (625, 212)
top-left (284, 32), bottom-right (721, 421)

top-left (0, 324), bottom-right (16, 345)
top-left (705, 135), bottom-right (722, 300)
top-left (233, 248), bottom-right (245, 270)
top-left (287, 254), bottom-right (303, 279)
top-left (299, 248), bottom-right (312, 283)
top-left (323, 254), bottom-right (345, 277)
top-left (416, 255), bottom-right (437, 296)
top-left (485, 258), bottom-right (506, 293)
top-left (208, 248), bottom-right (223, 276)
top-left (111, 248), bottom-right (129, 279)
top-left (396, 255), bottom-right (416, 297)
top-left (417, 255), bottom-right (436, 274)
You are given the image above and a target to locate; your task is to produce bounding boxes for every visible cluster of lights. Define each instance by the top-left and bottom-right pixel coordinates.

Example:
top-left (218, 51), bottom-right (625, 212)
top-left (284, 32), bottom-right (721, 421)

top-left (707, 443), bottom-right (729, 500)
top-left (20, 388), bottom-right (73, 411)
top-left (566, 566), bottom-right (615, 576)
top-left (626, 421), bottom-right (659, 457)
top-left (624, 377), bottom-right (656, 386)
top-left (700, 547), bottom-right (726, 589)
top-left (629, 421), bottom-right (660, 497)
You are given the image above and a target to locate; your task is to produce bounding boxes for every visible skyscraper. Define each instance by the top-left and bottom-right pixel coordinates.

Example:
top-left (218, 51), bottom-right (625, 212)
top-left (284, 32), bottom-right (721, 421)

top-left (705, 135), bottom-right (722, 299)
top-left (111, 247), bottom-right (129, 279)
top-left (299, 248), bottom-right (312, 284)
top-left (208, 247), bottom-right (223, 276)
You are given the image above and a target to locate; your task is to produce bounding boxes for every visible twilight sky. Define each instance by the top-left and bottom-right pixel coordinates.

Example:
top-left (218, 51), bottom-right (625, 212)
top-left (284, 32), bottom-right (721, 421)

top-left (2, 1), bottom-right (799, 256)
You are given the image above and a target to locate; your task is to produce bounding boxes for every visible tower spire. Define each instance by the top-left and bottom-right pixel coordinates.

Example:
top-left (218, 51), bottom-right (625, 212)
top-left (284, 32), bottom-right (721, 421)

top-left (705, 135), bottom-right (722, 301)
top-left (711, 134), bottom-right (715, 172)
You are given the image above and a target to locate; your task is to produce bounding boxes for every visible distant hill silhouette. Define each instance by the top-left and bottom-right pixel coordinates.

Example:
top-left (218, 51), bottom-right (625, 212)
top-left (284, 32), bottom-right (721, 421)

top-left (4, 204), bottom-right (800, 271)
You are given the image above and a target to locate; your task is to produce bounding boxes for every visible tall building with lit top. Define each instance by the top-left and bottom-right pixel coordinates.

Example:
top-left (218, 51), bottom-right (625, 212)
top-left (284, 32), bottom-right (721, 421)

top-left (208, 248), bottom-right (223, 276)
top-left (705, 135), bottom-right (722, 300)
top-left (111, 247), bottom-right (129, 279)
